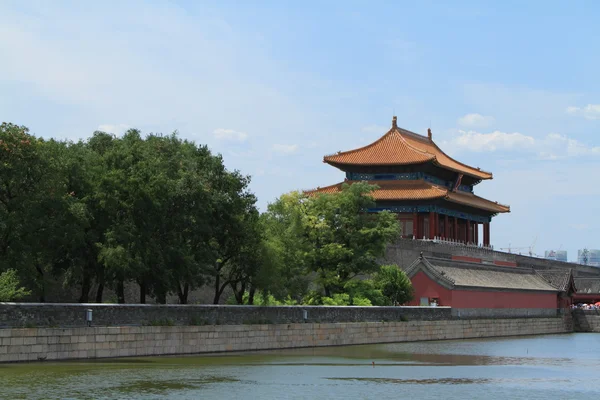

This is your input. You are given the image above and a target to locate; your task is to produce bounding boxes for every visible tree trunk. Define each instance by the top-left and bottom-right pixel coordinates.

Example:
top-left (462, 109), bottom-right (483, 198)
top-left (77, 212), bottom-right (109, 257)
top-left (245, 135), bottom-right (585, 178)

top-left (233, 282), bottom-right (245, 304)
top-left (155, 290), bottom-right (167, 304)
top-left (95, 268), bottom-right (105, 303)
top-left (248, 286), bottom-right (256, 305)
top-left (117, 279), bottom-right (125, 304)
top-left (139, 281), bottom-right (146, 304)
top-left (213, 273), bottom-right (221, 304)
top-left (35, 262), bottom-right (46, 303)
top-left (79, 273), bottom-right (91, 303)
top-left (177, 282), bottom-right (189, 304)
top-left (214, 280), bottom-right (229, 305)
top-left (95, 282), bottom-right (104, 303)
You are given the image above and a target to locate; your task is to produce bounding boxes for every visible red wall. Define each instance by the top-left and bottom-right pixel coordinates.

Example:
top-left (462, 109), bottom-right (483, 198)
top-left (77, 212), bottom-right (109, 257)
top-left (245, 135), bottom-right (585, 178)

top-left (408, 270), bottom-right (558, 308)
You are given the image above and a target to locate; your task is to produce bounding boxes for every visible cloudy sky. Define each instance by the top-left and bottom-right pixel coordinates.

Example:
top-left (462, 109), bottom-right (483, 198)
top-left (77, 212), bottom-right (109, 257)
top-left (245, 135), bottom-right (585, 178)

top-left (2, 0), bottom-right (600, 261)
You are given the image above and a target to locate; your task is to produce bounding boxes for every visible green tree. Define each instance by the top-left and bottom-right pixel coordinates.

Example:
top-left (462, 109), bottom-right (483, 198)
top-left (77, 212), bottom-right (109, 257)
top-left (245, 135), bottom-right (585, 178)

top-left (260, 192), bottom-right (312, 302)
top-left (373, 264), bottom-right (414, 305)
top-left (0, 269), bottom-right (31, 302)
top-left (301, 182), bottom-right (400, 296)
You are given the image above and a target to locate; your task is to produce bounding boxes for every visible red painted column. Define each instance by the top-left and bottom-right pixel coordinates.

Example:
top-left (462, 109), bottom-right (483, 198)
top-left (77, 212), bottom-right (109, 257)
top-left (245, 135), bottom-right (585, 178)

top-left (444, 215), bottom-right (449, 238)
top-left (454, 217), bottom-right (459, 241)
top-left (412, 212), bottom-right (418, 238)
top-left (474, 223), bottom-right (478, 244)
top-left (483, 223), bottom-right (490, 246)
top-left (466, 219), bottom-right (472, 243)
top-left (429, 211), bottom-right (435, 239)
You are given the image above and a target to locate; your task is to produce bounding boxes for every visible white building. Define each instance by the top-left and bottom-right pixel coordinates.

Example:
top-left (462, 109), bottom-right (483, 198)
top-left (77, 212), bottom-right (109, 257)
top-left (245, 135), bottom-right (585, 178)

top-left (544, 250), bottom-right (567, 263)
top-left (578, 249), bottom-right (600, 267)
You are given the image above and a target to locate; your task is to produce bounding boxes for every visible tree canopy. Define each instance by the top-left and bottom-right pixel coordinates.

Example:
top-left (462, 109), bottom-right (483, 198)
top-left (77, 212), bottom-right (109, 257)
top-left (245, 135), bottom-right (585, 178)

top-left (0, 122), bottom-right (411, 305)
top-left (0, 123), bottom-right (260, 304)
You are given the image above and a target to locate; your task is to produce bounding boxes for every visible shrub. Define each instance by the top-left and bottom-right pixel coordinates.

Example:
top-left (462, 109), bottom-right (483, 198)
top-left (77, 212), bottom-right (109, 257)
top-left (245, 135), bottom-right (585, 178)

top-left (0, 269), bottom-right (31, 302)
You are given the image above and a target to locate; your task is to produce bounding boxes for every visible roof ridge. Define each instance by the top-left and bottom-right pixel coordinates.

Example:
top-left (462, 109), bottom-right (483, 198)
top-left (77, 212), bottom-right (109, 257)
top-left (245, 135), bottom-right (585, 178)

top-left (406, 257), bottom-right (456, 287)
top-left (445, 190), bottom-right (510, 213)
top-left (427, 257), bottom-right (536, 274)
top-left (427, 140), bottom-right (493, 177)
top-left (306, 178), bottom-right (449, 196)
top-left (323, 127), bottom-right (434, 161)
top-left (394, 127), bottom-right (492, 177)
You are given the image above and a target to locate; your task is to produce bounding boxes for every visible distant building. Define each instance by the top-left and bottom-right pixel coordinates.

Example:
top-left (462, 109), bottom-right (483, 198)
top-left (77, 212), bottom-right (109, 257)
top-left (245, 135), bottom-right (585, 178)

top-left (578, 249), bottom-right (600, 267)
top-left (545, 250), bottom-right (567, 263)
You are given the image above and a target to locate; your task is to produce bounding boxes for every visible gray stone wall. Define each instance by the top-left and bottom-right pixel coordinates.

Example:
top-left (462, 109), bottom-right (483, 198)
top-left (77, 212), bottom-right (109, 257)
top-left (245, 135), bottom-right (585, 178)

top-left (0, 316), bottom-right (573, 363)
top-left (572, 310), bottom-right (600, 332)
top-left (0, 303), bottom-right (451, 328)
top-left (385, 239), bottom-right (600, 277)
top-left (451, 308), bottom-right (562, 319)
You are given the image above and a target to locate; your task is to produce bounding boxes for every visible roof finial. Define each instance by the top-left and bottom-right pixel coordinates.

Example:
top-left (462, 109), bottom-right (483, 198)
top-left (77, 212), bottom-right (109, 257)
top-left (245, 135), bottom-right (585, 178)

top-left (427, 128), bottom-right (432, 141)
top-left (392, 116), bottom-right (397, 129)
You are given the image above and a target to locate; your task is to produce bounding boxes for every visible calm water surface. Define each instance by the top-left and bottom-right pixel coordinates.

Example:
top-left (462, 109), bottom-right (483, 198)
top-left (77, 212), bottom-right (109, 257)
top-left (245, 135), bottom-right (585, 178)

top-left (1, 333), bottom-right (599, 399)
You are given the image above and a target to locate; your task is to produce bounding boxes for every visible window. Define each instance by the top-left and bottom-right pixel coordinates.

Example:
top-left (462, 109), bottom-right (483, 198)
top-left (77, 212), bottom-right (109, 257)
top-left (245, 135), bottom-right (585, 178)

top-left (399, 219), bottom-right (414, 238)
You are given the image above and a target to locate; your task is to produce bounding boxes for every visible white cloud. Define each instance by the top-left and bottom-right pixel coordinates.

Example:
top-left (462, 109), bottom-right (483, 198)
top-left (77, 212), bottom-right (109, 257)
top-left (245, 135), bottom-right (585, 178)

top-left (213, 128), bottom-right (248, 142)
top-left (445, 130), bottom-right (600, 160)
top-left (566, 104), bottom-right (600, 120)
top-left (449, 130), bottom-right (534, 152)
top-left (570, 223), bottom-right (589, 231)
top-left (457, 113), bottom-right (495, 128)
top-left (272, 144), bottom-right (298, 154)
top-left (97, 124), bottom-right (130, 135)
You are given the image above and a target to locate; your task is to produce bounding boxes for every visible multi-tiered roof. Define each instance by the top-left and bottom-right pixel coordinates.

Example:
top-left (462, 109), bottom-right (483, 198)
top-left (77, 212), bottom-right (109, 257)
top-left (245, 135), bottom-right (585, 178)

top-left (310, 117), bottom-right (509, 216)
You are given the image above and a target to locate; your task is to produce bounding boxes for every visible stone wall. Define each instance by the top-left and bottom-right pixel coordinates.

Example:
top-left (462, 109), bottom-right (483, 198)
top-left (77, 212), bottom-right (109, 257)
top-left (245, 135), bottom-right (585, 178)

top-left (572, 310), bottom-right (600, 332)
top-left (451, 308), bottom-right (562, 319)
top-left (385, 239), bottom-right (600, 277)
top-left (0, 303), bottom-right (451, 328)
top-left (0, 316), bottom-right (572, 363)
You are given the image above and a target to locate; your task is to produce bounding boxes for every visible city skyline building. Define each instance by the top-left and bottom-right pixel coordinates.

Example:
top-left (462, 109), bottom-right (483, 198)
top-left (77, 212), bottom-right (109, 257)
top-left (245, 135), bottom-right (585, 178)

top-left (544, 250), bottom-right (568, 263)
top-left (577, 249), bottom-right (600, 267)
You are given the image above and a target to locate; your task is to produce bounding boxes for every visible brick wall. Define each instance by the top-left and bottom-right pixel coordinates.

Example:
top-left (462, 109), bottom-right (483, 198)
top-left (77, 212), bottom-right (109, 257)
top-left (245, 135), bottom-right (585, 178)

top-left (572, 310), bottom-right (600, 332)
top-left (0, 304), bottom-right (451, 328)
top-left (0, 316), bottom-right (572, 363)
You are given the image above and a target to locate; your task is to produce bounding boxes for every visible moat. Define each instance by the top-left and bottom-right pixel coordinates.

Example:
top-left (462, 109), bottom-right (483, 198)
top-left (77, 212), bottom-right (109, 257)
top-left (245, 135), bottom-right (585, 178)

top-left (1, 333), bottom-right (598, 399)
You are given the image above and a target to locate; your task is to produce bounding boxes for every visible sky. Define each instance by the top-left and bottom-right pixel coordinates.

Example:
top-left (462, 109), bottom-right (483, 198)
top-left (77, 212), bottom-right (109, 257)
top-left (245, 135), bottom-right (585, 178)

top-left (1, 0), bottom-right (600, 262)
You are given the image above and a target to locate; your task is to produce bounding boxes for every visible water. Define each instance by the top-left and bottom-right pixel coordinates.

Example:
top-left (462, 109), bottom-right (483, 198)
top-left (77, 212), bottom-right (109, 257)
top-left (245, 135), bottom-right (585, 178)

top-left (1, 333), bottom-right (599, 399)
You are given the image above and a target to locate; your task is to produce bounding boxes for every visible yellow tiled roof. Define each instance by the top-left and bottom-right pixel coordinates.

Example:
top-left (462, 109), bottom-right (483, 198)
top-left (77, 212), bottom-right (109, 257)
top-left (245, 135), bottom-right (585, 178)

top-left (323, 119), bottom-right (492, 180)
top-left (307, 180), bottom-right (509, 213)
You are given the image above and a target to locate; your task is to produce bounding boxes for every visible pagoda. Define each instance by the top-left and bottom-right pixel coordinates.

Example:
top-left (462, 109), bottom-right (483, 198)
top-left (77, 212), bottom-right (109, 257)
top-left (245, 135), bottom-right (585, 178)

top-left (310, 116), bottom-right (509, 246)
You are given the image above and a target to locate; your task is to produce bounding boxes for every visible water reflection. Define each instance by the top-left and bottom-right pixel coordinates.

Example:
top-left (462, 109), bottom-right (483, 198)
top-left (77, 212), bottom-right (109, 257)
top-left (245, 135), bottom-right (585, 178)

top-left (1, 333), bottom-right (599, 400)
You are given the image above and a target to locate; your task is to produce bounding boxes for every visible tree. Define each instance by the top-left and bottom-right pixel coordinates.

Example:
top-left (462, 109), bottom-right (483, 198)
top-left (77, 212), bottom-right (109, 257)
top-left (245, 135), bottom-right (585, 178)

top-left (0, 269), bottom-right (31, 302)
top-left (373, 264), bottom-right (414, 305)
top-left (260, 192), bottom-right (312, 302)
top-left (301, 182), bottom-right (400, 296)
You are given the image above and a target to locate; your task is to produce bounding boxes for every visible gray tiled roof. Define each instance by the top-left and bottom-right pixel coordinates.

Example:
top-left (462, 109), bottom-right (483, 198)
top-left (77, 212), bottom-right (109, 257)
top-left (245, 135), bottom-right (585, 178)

top-left (574, 278), bottom-right (600, 294)
top-left (406, 257), bottom-right (559, 292)
top-left (536, 269), bottom-right (573, 292)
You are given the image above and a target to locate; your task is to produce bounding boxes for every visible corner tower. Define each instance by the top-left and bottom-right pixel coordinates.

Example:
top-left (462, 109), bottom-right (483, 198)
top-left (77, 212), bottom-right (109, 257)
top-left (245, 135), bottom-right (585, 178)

top-left (309, 117), bottom-right (509, 246)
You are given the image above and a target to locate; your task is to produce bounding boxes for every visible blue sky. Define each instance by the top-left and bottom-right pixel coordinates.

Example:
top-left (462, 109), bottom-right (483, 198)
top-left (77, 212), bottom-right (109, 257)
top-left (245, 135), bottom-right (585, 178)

top-left (2, 0), bottom-right (600, 261)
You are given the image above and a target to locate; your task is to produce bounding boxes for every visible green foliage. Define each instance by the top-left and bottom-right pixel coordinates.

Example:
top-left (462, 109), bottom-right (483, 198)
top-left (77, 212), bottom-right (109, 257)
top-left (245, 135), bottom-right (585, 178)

top-left (0, 269), bottom-right (31, 302)
top-left (352, 296), bottom-right (373, 306)
top-left (373, 265), bottom-right (414, 306)
top-left (321, 293), bottom-right (351, 306)
top-left (0, 122), bottom-right (263, 304)
top-left (0, 121), bottom-right (406, 306)
top-left (226, 290), bottom-right (298, 306)
top-left (262, 183), bottom-right (400, 302)
top-left (343, 279), bottom-right (386, 306)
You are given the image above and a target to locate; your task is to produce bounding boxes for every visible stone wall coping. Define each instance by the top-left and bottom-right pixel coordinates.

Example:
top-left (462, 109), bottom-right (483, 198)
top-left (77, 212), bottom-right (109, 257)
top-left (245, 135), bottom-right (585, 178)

top-left (0, 303), bottom-right (451, 309)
